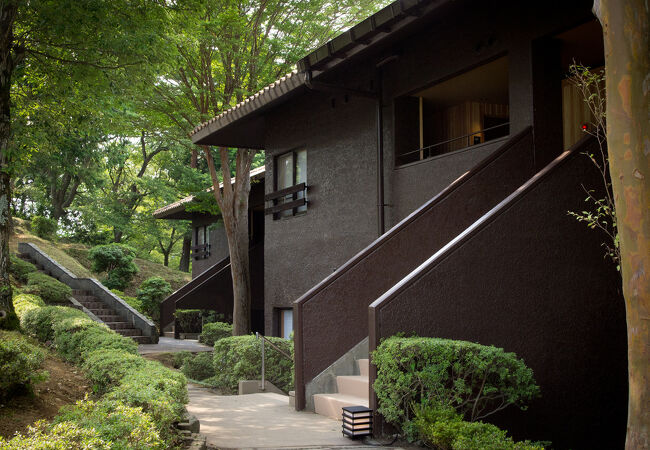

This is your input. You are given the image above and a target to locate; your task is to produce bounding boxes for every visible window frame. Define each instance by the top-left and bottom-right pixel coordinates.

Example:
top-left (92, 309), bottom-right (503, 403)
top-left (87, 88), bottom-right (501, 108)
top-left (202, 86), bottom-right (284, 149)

top-left (269, 149), bottom-right (307, 219)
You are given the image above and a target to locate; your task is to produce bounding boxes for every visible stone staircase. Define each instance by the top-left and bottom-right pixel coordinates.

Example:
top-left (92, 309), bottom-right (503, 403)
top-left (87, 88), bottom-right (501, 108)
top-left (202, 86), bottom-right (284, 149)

top-left (19, 253), bottom-right (150, 344)
top-left (313, 358), bottom-right (369, 420)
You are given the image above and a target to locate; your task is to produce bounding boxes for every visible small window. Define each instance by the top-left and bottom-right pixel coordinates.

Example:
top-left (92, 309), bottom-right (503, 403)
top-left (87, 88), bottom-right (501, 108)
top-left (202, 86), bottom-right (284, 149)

top-left (193, 226), bottom-right (210, 260)
top-left (265, 149), bottom-right (307, 219)
top-left (279, 308), bottom-right (293, 340)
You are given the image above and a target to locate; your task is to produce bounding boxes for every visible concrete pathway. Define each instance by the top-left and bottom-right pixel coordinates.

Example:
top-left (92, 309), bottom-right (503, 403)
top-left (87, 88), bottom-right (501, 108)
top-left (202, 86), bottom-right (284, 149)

top-left (138, 337), bottom-right (212, 354)
top-left (187, 384), bottom-right (398, 449)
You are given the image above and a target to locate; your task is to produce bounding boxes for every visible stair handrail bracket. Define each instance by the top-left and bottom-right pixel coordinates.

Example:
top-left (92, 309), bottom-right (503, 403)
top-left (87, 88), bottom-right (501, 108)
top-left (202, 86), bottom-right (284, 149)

top-left (17, 242), bottom-right (158, 343)
top-left (294, 128), bottom-right (534, 411)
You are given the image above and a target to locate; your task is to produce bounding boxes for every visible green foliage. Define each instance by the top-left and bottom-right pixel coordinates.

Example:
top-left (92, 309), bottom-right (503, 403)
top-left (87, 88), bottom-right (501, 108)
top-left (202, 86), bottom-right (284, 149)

top-left (89, 243), bottom-right (139, 290)
top-left (212, 335), bottom-right (293, 393)
top-left (372, 336), bottom-right (540, 439)
top-left (23, 272), bottom-right (72, 304)
top-left (413, 403), bottom-right (545, 450)
top-left (0, 421), bottom-right (107, 449)
top-left (136, 276), bottom-right (172, 324)
top-left (0, 331), bottom-right (48, 399)
top-left (174, 309), bottom-right (202, 333)
top-left (181, 352), bottom-right (214, 381)
top-left (54, 399), bottom-right (165, 449)
top-left (199, 321), bottom-right (232, 346)
top-left (8, 254), bottom-right (36, 283)
top-left (31, 216), bottom-right (58, 239)
top-left (12, 293), bottom-right (44, 321)
top-left (111, 289), bottom-right (144, 315)
top-left (19, 306), bottom-right (87, 342)
top-left (54, 324), bottom-right (137, 364)
top-left (172, 350), bottom-right (193, 369)
top-left (82, 349), bottom-right (147, 395)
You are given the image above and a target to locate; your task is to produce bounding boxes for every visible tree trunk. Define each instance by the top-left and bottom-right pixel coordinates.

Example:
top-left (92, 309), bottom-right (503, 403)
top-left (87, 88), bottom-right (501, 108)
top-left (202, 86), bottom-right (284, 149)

top-left (595, 1), bottom-right (650, 447)
top-left (163, 252), bottom-right (169, 267)
top-left (0, 3), bottom-right (17, 329)
top-left (179, 233), bottom-right (191, 272)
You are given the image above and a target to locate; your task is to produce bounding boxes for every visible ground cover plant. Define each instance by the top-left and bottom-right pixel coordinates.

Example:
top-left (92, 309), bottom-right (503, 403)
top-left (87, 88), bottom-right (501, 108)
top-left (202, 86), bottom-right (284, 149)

top-left (23, 272), bottom-right (71, 304)
top-left (1, 291), bottom-right (188, 448)
top-left (199, 321), bottom-right (232, 346)
top-left (8, 254), bottom-right (36, 283)
top-left (212, 335), bottom-right (293, 393)
top-left (372, 336), bottom-right (540, 441)
top-left (0, 330), bottom-right (48, 400)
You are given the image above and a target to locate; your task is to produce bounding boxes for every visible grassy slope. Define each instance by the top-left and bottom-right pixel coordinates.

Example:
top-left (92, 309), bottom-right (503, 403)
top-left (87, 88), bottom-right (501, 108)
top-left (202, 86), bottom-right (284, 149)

top-left (10, 218), bottom-right (191, 297)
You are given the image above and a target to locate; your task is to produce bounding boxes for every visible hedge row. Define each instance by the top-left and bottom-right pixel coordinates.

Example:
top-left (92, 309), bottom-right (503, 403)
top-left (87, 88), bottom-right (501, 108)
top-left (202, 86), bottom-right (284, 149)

top-left (1, 293), bottom-right (188, 449)
top-left (198, 321), bottom-right (232, 346)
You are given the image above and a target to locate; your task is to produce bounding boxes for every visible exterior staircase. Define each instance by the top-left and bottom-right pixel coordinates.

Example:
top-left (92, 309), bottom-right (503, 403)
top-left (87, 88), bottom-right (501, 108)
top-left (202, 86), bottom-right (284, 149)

top-left (313, 358), bottom-right (369, 420)
top-left (19, 253), bottom-right (150, 344)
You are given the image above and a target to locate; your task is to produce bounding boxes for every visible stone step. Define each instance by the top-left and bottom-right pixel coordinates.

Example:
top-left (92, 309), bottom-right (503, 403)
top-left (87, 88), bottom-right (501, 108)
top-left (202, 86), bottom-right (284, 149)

top-left (95, 314), bottom-right (123, 322)
top-left (106, 321), bottom-right (132, 330)
top-left (78, 301), bottom-right (105, 310)
top-left (131, 336), bottom-right (151, 344)
top-left (72, 289), bottom-right (90, 296)
top-left (88, 308), bottom-right (115, 316)
top-left (357, 359), bottom-right (369, 377)
top-left (336, 375), bottom-right (369, 398)
top-left (74, 295), bottom-right (99, 303)
top-left (313, 393), bottom-right (369, 420)
top-left (116, 328), bottom-right (141, 337)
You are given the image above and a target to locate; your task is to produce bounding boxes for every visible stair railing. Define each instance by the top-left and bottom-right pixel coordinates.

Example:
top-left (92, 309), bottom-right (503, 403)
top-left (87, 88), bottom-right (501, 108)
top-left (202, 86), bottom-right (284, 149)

top-left (255, 332), bottom-right (292, 391)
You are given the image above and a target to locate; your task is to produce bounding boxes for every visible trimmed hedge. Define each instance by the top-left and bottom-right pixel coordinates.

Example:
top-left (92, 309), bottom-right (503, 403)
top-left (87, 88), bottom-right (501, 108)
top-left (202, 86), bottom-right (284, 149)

top-left (181, 352), bottom-right (214, 381)
top-left (372, 336), bottom-right (540, 440)
top-left (82, 349), bottom-right (147, 394)
top-left (24, 272), bottom-right (72, 304)
top-left (174, 309), bottom-right (202, 333)
top-left (212, 335), bottom-right (293, 393)
top-left (54, 324), bottom-right (137, 364)
top-left (413, 403), bottom-right (545, 450)
top-left (0, 421), bottom-right (106, 449)
top-left (20, 306), bottom-right (88, 342)
top-left (0, 330), bottom-right (48, 399)
top-left (12, 293), bottom-right (45, 320)
top-left (199, 321), bottom-right (232, 346)
top-left (9, 254), bottom-right (37, 283)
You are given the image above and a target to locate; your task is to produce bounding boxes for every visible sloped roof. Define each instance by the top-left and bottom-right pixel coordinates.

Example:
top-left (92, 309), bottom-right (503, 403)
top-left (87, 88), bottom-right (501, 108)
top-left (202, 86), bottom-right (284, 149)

top-left (190, 0), bottom-right (444, 147)
top-left (154, 166), bottom-right (266, 220)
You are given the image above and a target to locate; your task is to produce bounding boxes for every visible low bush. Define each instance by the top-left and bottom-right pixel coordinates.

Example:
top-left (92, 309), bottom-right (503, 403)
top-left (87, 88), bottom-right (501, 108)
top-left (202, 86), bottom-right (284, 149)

top-left (54, 324), bottom-right (137, 364)
top-left (172, 350), bottom-right (193, 369)
top-left (8, 254), bottom-right (37, 283)
top-left (54, 398), bottom-right (165, 449)
top-left (31, 216), bottom-right (58, 240)
top-left (12, 293), bottom-right (45, 320)
top-left (20, 306), bottom-right (88, 342)
top-left (212, 335), bottom-right (293, 393)
top-left (199, 321), bottom-right (232, 346)
top-left (0, 330), bottom-right (48, 399)
top-left (413, 403), bottom-right (545, 450)
top-left (89, 243), bottom-right (139, 290)
top-left (137, 276), bottom-right (172, 325)
top-left (0, 421), bottom-right (106, 449)
top-left (372, 336), bottom-right (540, 440)
top-left (82, 349), bottom-right (147, 394)
top-left (174, 309), bottom-right (202, 333)
top-left (23, 272), bottom-right (72, 304)
top-left (181, 352), bottom-right (214, 381)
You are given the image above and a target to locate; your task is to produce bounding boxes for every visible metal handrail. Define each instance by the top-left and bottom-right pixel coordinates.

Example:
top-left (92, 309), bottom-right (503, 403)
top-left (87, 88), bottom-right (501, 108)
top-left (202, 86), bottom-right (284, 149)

top-left (398, 122), bottom-right (510, 162)
top-left (255, 332), bottom-right (293, 391)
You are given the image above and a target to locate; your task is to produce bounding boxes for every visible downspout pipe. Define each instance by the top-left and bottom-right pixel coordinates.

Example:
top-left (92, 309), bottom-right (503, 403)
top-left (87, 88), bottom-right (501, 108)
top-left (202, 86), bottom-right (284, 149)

top-left (375, 67), bottom-right (385, 237)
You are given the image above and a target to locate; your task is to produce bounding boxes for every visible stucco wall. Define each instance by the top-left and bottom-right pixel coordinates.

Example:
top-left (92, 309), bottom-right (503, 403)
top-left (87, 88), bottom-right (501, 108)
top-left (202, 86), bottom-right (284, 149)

top-left (191, 215), bottom-right (229, 279)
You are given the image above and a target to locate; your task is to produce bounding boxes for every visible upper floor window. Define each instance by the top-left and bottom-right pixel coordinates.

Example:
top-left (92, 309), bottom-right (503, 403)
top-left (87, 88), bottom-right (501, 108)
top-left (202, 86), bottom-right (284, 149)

top-left (193, 225), bottom-right (211, 260)
top-left (265, 149), bottom-right (307, 219)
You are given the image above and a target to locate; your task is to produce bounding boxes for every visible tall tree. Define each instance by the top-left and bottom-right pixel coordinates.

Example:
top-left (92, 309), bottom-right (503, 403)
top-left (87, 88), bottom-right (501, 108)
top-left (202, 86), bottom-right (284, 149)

top-left (0, 0), bottom-right (170, 327)
top-left (594, 0), bottom-right (649, 447)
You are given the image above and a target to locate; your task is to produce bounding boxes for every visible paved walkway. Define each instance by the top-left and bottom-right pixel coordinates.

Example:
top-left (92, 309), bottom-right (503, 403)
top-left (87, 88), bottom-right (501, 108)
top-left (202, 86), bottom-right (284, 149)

top-left (187, 384), bottom-right (395, 449)
top-left (138, 337), bottom-right (212, 354)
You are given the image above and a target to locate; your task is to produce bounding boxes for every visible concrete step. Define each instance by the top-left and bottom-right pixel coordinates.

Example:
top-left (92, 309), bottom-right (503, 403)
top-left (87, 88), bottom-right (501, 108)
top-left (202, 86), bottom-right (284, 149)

top-left (72, 289), bottom-right (90, 296)
top-left (313, 393), bottom-right (369, 420)
top-left (79, 301), bottom-right (105, 310)
top-left (88, 308), bottom-right (114, 316)
top-left (336, 375), bottom-right (369, 398)
top-left (106, 321), bottom-right (132, 330)
top-left (95, 314), bottom-right (122, 322)
top-left (131, 336), bottom-right (150, 344)
top-left (357, 359), bottom-right (369, 377)
top-left (74, 295), bottom-right (99, 303)
top-left (163, 331), bottom-right (175, 338)
top-left (116, 328), bottom-right (141, 337)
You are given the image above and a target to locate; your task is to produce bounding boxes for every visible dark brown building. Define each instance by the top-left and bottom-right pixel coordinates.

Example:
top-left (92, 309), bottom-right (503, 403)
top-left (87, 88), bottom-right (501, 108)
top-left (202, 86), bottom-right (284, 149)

top-left (161, 1), bottom-right (627, 448)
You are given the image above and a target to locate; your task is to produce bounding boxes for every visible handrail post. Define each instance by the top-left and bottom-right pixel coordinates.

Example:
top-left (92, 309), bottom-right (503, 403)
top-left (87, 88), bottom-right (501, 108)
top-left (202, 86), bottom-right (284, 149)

top-left (256, 332), bottom-right (266, 391)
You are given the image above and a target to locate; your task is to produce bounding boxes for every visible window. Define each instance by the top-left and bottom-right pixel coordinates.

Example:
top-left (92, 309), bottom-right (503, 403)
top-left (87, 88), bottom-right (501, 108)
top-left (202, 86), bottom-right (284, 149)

top-left (193, 225), bottom-right (210, 260)
top-left (279, 308), bottom-right (293, 340)
top-left (266, 149), bottom-right (307, 218)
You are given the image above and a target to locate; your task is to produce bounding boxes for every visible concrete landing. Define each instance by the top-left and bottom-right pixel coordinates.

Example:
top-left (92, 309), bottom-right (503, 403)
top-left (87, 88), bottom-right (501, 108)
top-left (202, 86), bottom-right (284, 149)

top-left (138, 337), bottom-right (212, 354)
top-left (187, 385), bottom-right (367, 449)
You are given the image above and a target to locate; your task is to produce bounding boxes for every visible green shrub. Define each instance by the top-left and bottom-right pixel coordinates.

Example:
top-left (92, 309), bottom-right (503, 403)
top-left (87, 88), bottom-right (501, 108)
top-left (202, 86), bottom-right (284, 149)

top-left (136, 277), bottom-right (172, 324)
top-left (54, 399), bottom-right (165, 449)
top-left (20, 306), bottom-right (87, 342)
top-left (12, 293), bottom-right (45, 320)
top-left (54, 325), bottom-right (137, 364)
top-left (89, 243), bottom-right (139, 290)
top-left (413, 403), bottom-right (545, 450)
top-left (181, 352), bottom-right (214, 381)
top-left (0, 331), bottom-right (48, 399)
top-left (82, 349), bottom-right (147, 394)
top-left (174, 309), bottom-right (202, 333)
top-left (106, 360), bottom-right (188, 439)
top-left (32, 216), bottom-right (58, 239)
top-left (199, 321), bottom-right (232, 346)
top-left (212, 335), bottom-right (293, 393)
top-left (372, 336), bottom-right (540, 439)
top-left (23, 272), bottom-right (72, 304)
top-left (111, 289), bottom-right (143, 314)
top-left (172, 350), bottom-right (193, 369)
top-left (0, 420), bottom-right (107, 449)
top-left (9, 254), bottom-right (37, 283)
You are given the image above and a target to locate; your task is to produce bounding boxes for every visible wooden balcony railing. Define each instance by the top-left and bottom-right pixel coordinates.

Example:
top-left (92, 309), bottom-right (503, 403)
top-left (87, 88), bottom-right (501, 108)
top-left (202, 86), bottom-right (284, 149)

top-left (264, 182), bottom-right (307, 217)
top-left (192, 243), bottom-right (211, 260)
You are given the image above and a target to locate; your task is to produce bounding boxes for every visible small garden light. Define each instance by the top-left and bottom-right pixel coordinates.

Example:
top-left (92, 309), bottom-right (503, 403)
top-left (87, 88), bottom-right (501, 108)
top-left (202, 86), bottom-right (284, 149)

top-left (342, 406), bottom-right (372, 438)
